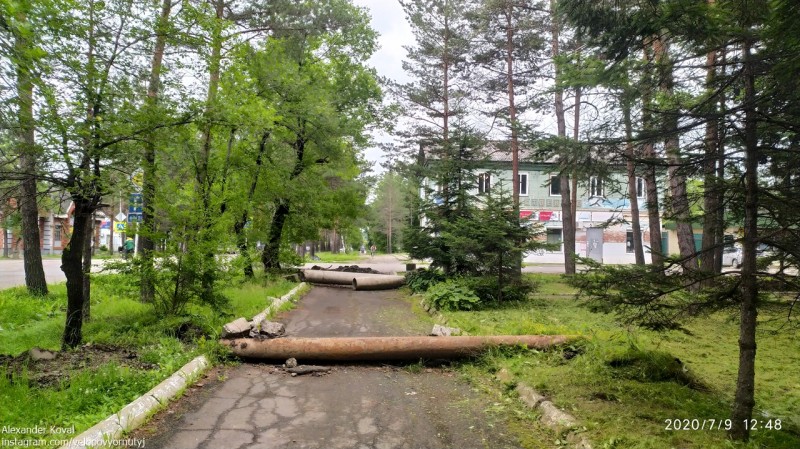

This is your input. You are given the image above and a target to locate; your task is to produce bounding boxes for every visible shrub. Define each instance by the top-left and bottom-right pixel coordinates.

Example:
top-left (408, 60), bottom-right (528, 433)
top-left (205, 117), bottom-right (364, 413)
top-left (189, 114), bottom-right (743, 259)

top-left (424, 279), bottom-right (481, 311)
top-left (406, 268), bottom-right (446, 293)
top-left (463, 276), bottom-right (535, 303)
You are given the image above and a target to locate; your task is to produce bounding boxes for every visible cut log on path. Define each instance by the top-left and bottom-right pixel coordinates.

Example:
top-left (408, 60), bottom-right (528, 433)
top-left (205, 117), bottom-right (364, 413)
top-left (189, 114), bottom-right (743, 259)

top-left (300, 270), bottom-right (381, 284)
top-left (224, 335), bottom-right (575, 361)
top-left (300, 270), bottom-right (405, 290)
top-left (351, 275), bottom-right (405, 291)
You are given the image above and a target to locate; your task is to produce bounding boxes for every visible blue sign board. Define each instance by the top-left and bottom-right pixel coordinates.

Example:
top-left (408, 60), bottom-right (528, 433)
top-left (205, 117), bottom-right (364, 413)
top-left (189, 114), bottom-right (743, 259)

top-left (127, 213), bottom-right (143, 223)
top-left (129, 193), bottom-right (143, 213)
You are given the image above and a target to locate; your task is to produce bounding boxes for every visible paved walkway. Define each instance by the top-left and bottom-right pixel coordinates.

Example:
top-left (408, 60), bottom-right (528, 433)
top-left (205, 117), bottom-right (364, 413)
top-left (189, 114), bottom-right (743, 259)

top-left (133, 287), bottom-right (523, 449)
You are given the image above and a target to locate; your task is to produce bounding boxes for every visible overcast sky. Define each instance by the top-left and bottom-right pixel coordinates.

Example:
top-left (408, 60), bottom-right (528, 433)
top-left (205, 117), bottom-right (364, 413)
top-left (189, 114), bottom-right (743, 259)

top-left (352, 0), bottom-right (412, 171)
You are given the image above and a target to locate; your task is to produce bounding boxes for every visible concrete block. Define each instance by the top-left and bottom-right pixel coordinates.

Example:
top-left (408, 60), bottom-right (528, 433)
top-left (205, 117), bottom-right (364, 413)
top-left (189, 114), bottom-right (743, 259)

top-left (221, 317), bottom-right (251, 339)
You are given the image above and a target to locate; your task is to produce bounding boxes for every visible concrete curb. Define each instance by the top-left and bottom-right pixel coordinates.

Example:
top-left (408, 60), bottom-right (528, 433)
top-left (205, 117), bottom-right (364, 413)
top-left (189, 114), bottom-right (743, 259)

top-left (497, 369), bottom-right (592, 449)
top-left (59, 355), bottom-right (210, 449)
top-left (252, 282), bottom-right (307, 323)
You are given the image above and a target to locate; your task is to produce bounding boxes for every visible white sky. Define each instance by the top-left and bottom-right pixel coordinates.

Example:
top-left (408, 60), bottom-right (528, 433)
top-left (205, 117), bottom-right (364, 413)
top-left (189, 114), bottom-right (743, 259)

top-left (351, 0), bottom-right (565, 172)
top-left (352, 0), bottom-right (412, 172)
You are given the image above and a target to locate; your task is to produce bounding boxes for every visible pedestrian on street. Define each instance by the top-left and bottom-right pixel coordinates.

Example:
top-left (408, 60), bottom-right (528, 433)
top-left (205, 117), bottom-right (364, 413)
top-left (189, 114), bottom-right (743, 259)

top-left (124, 237), bottom-right (134, 260)
top-left (370, 244), bottom-right (376, 258)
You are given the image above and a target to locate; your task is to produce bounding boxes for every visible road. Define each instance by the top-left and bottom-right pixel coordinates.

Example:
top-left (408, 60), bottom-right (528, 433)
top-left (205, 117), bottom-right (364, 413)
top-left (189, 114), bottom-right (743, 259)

top-left (131, 287), bottom-right (524, 449)
top-left (0, 257), bottom-right (109, 290)
top-left (0, 253), bottom-right (565, 291)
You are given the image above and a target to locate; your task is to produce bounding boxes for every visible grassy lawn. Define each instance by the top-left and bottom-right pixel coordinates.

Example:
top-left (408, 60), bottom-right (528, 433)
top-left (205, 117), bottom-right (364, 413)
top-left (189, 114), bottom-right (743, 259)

top-left (307, 251), bottom-right (366, 263)
top-left (443, 274), bottom-right (800, 449)
top-left (0, 273), bottom-right (298, 445)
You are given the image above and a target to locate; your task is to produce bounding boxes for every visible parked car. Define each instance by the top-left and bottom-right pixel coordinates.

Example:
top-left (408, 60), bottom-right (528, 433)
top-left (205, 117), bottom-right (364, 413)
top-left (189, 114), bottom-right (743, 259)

top-left (756, 243), bottom-right (775, 258)
top-left (722, 246), bottom-right (743, 268)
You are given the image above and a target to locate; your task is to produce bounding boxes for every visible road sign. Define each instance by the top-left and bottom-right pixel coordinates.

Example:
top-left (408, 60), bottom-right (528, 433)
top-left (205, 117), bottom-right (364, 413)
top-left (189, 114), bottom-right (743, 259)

top-left (129, 193), bottom-right (143, 213)
top-left (114, 221), bottom-right (126, 232)
top-left (115, 212), bottom-right (127, 222)
top-left (127, 213), bottom-right (143, 223)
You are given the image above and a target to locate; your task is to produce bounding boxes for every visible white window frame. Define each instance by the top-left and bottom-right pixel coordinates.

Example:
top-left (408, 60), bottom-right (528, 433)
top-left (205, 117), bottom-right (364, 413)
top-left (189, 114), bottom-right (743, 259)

top-left (636, 177), bottom-right (645, 199)
top-left (549, 175), bottom-right (561, 196)
top-left (589, 176), bottom-right (604, 198)
top-left (518, 173), bottom-right (529, 196)
top-left (54, 224), bottom-right (62, 241)
top-left (478, 173), bottom-right (491, 194)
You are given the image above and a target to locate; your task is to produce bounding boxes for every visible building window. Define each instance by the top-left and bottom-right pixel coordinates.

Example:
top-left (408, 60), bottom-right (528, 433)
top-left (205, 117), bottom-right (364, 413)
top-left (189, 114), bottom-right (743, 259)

top-left (478, 173), bottom-right (491, 194)
top-left (550, 175), bottom-right (561, 196)
top-left (54, 225), bottom-right (62, 241)
top-left (589, 176), bottom-right (604, 197)
top-left (626, 231), bottom-right (634, 253)
top-left (636, 177), bottom-right (645, 199)
top-left (518, 173), bottom-right (528, 196)
top-left (546, 228), bottom-right (562, 252)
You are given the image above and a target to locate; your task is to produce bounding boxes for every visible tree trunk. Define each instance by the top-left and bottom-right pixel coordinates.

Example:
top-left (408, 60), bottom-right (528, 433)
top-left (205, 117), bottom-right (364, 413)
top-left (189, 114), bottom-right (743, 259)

top-left (642, 41), bottom-right (664, 269)
top-left (623, 99), bottom-right (645, 265)
top-left (654, 36), bottom-right (697, 270)
top-left (700, 47), bottom-right (722, 280)
top-left (233, 132), bottom-right (269, 278)
top-left (502, 5), bottom-right (523, 277)
top-left (262, 202), bottom-right (290, 271)
top-left (551, 2), bottom-right (575, 274)
top-left (729, 37), bottom-right (758, 443)
top-left (15, 7), bottom-right (48, 296)
top-left (62, 199), bottom-right (93, 349)
top-left (81, 214), bottom-right (93, 320)
top-left (139, 0), bottom-right (173, 303)
top-left (714, 48), bottom-right (728, 274)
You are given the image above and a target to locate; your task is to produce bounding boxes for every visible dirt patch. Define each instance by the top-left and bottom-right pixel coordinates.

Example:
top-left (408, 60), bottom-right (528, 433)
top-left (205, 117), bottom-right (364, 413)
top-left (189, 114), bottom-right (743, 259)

top-left (0, 344), bottom-right (156, 388)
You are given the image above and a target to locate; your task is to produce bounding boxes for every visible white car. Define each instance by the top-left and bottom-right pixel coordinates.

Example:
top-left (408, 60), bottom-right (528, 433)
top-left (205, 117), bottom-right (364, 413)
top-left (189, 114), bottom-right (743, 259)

top-left (722, 246), bottom-right (743, 268)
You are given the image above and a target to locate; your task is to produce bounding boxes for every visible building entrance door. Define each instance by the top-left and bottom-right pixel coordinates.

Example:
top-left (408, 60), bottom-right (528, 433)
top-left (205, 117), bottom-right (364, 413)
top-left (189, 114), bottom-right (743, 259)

top-left (587, 227), bottom-right (604, 263)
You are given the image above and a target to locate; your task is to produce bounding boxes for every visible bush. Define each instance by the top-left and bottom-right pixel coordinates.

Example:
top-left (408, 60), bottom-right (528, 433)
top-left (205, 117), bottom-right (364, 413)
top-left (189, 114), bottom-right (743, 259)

top-left (463, 276), bottom-right (535, 303)
top-left (424, 279), bottom-right (481, 311)
top-left (98, 245), bottom-right (108, 252)
top-left (406, 268), bottom-right (446, 293)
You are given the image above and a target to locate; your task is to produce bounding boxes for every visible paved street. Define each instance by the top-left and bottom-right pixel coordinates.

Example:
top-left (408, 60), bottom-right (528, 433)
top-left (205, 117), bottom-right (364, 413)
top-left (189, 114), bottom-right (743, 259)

top-left (0, 253), bottom-right (567, 291)
top-left (132, 287), bottom-right (524, 449)
top-left (0, 257), bottom-right (108, 290)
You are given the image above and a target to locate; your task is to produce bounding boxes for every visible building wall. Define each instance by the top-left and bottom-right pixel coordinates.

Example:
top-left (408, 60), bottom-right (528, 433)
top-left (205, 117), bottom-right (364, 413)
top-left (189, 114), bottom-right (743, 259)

top-left (423, 162), bottom-right (660, 266)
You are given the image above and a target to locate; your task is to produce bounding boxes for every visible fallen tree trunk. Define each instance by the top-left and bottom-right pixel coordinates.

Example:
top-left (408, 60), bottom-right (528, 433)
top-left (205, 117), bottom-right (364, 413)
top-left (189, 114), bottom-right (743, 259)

top-left (300, 270), bottom-right (377, 285)
top-left (351, 275), bottom-right (405, 291)
top-left (224, 335), bottom-right (575, 361)
top-left (300, 270), bottom-right (405, 290)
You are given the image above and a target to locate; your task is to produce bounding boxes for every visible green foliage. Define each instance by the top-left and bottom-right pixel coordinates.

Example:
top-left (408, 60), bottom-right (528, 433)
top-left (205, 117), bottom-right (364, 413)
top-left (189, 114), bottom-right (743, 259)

top-left (405, 268), bottom-right (446, 293)
top-left (567, 256), bottom-right (796, 333)
top-left (0, 272), bottom-right (299, 440)
top-left (607, 347), bottom-right (701, 387)
top-left (462, 275), bottom-right (535, 304)
top-left (367, 171), bottom-right (412, 253)
top-left (308, 251), bottom-right (364, 263)
top-left (423, 279), bottom-right (481, 311)
top-left (446, 274), bottom-right (800, 448)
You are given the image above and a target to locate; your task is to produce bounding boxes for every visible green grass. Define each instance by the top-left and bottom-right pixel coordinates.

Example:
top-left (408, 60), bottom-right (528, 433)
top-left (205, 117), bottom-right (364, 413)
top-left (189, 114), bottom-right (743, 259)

top-left (440, 274), bottom-right (800, 449)
top-left (307, 251), bottom-right (366, 263)
top-left (0, 273), bottom-right (299, 445)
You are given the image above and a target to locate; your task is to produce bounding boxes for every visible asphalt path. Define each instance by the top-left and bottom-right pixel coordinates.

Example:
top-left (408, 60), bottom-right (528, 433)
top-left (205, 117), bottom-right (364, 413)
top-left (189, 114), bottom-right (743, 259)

top-left (0, 257), bottom-right (108, 290)
top-left (131, 287), bottom-right (524, 449)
